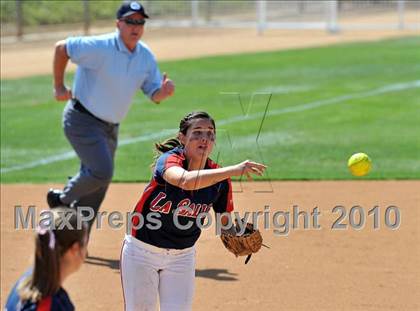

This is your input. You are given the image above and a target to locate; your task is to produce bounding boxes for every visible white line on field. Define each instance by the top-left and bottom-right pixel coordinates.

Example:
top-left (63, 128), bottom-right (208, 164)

top-left (2, 80), bottom-right (419, 174)
top-left (1, 129), bottom-right (176, 174)
top-left (255, 85), bottom-right (314, 94)
top-left (218, 80), bottom-right (420, 125)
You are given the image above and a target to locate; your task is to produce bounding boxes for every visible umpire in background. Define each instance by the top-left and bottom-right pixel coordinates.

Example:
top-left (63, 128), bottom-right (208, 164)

top-left (48, 1), bottom-right (175, 230)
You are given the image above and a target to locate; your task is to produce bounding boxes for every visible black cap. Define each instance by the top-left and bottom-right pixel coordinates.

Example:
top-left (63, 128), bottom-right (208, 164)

top-left (117, 1), bottom-right (149, 19)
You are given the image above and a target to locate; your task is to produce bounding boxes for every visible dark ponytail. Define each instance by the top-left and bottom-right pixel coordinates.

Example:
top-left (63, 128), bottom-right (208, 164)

top-left (152, 111), bottom-right (216, 166)
top-left (18, 207), bottom-right (87, 302)
top-left (154, 138), bottom-right (183, 154)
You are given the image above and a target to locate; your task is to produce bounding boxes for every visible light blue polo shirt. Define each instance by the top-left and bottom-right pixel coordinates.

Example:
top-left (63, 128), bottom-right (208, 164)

top-left (66, 31), bottom-right (162, 123)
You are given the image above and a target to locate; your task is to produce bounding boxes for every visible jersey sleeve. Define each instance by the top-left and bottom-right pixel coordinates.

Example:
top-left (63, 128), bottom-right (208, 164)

top-left (65, 36), bottom-right (103, 70)
top-left (153, 152), bottom-right (184, 184)
top-left (213, 178), bottom-right (234, 214)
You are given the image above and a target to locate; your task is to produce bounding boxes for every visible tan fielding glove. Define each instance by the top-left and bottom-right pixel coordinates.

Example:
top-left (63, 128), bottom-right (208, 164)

top-left (220, 220), bottom-right (266, 264)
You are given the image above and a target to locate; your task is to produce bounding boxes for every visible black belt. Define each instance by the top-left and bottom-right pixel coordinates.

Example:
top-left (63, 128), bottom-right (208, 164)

top-left (72, 99), bottom-right (118, 126)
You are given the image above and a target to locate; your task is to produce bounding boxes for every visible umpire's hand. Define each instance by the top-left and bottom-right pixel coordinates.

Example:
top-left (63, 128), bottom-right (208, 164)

top-left (54, 85), bottom-right (73, 101)
top-left (161, 73), bottom-right (175, 97)
top-left (151, 72), bottom-right (175, 104)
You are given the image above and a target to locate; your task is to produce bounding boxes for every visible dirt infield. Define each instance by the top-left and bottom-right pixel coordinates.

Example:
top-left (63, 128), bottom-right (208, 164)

top-left (1, 26), bottom-right (419, 79)
top-left (1, 182), bottom-right (419, 310)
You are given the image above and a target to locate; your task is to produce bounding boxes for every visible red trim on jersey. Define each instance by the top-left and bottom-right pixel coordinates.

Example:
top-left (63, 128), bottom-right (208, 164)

top-left (226, 178), bottom-right (234, 212)
top-left (207, 158), bottom-right (220, 169)
top-left (120, 239), bottom-right (127, 311)
top-left (164, 153), bottom-right (185, 170)
top-left (37, 296), bottom-right (52, 311)
top-left (131, 180), bottom-right (159, 236)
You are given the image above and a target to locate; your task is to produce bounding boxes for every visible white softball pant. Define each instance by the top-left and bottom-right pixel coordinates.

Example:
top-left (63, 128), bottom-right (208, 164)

top-left (120, 235), bottom-right (196, 311)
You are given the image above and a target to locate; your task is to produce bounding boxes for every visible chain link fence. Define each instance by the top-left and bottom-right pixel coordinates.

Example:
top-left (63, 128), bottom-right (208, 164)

top-left (1, 0), bottom-right (419, 39)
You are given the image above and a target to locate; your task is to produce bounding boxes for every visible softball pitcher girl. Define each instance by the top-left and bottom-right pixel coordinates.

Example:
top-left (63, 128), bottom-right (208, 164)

top-left (5, 207), bottom-right (89, 310)
top-left (120, 111), bottom-right (266, 310)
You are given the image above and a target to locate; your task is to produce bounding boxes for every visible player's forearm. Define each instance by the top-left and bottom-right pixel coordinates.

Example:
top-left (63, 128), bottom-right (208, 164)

top-left (180, 167), bottom-right (235, 190)
top-left (53, 40), bottom-right (69, 88)
top-left (166, 160), bottom-right (265, 191)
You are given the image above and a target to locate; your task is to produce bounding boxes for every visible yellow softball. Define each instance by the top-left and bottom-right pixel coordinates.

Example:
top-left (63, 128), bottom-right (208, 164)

top-left (348, 152), bottom-right (372, 177)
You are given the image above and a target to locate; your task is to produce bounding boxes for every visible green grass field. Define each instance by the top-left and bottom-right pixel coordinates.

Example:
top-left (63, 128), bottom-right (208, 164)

top-left (1, 36), bottom-right (420, 183)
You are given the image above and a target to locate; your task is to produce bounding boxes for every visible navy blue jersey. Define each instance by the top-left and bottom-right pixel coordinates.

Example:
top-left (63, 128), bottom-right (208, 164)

top-left (131, 147), bottom-right (234, 249)
top-left (5, 270), bottom-right (74, 311)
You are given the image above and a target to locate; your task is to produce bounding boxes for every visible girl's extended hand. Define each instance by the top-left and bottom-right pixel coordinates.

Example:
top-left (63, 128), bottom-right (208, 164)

top-left (231, 160), bottom-right (267, 180)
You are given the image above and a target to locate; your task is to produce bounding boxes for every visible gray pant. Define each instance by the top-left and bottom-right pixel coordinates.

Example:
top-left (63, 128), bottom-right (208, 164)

top-left (61, 101), bottom-right (119, 229)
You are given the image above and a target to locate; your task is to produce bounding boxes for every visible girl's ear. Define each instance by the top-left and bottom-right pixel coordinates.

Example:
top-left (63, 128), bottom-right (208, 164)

top-left (69, 242), bottom-right (81, 256)
top-left (178, 133), bottom-right (186, 146)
